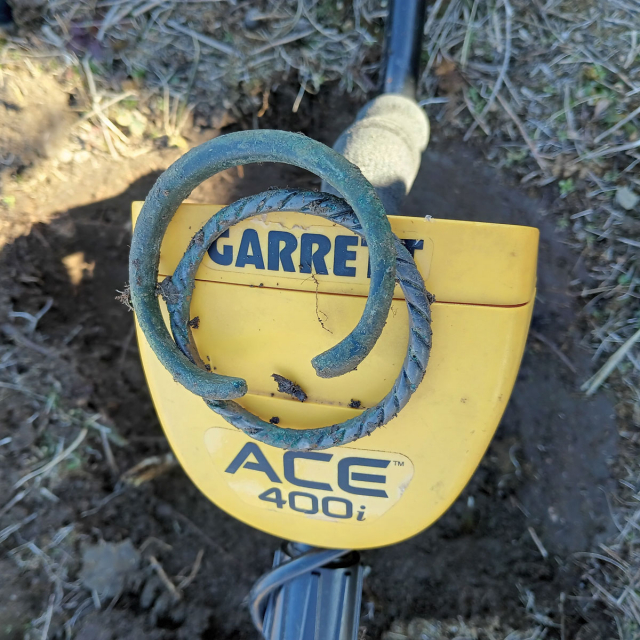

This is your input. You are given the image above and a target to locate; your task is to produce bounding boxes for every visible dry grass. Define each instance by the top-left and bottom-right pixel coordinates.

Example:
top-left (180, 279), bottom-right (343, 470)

top-left (418, 2), bottom-right (640, 636)
top-left (421, 0), bottom-right (640, 407)
top-left (382, 617), bottom-right (550, 640)
top-left (32, 0), bottom-right (385, 134)
top-left (1, 0), bottom-right (640, 638)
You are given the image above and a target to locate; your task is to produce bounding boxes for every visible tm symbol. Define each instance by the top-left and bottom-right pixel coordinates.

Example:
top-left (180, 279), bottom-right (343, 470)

top-left (393, 460), bottom-right (404, 467)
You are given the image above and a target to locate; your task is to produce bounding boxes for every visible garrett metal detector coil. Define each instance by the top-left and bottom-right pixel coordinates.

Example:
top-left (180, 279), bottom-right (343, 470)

top-left (131, 131), bottom-right (538, 551)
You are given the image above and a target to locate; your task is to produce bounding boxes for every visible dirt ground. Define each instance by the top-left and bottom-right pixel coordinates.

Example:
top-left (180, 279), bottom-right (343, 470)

top-left (0, 78), bottom-right (621, 640)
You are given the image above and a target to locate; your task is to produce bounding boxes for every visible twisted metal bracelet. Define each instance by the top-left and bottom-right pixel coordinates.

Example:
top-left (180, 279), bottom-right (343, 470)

top-left (129, 130), bottom-right (397, 407)
top-left (161, 188), bottom-right (433, 451)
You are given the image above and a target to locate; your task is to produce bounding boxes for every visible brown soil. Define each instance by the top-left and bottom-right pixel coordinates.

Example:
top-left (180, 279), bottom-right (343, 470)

top-left (0, 83), bottom-right (619, 639)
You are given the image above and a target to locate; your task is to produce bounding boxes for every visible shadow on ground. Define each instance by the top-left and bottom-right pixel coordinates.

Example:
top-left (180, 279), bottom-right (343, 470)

top-left (0, 88), bottom-right (618, 639)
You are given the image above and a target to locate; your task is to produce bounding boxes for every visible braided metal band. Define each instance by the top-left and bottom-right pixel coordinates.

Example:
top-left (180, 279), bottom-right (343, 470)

top-left (162, 189), bottom-right (432, 451)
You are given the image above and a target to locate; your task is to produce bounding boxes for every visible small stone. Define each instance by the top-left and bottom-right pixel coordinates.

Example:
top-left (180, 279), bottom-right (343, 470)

top-left (79, 539), bottom-right (140, 598)
top-left (128, 114), bottom-right (147, 137)
top-left (168, 134), bottom-right (188, 150)
top-left (74, 150), bottom-right (90, 164)
top-left (58, 148), bottom-right (73, 163)
top-left (407, 618), bottom-right (444, 639)
top-left (615, 186), bottom-right (639, 211)
top-left (114, 109), bottom-right (132, 127)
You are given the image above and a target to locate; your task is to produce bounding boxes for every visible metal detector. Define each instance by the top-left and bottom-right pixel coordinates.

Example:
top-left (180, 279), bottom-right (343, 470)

top-left (130, 2), bottom-right (538, 637)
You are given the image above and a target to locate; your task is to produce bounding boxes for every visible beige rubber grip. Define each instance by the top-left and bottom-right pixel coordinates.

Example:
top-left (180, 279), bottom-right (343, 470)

top-left (322, 94), bottom-right (429, 216)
